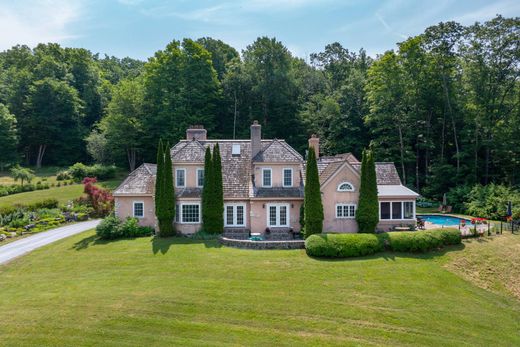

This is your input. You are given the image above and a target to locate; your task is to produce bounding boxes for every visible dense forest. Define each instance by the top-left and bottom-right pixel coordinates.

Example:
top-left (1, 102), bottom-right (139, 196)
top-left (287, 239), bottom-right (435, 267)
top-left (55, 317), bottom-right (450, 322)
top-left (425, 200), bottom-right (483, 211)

top-left (0, 15), bottom-right (518, 200)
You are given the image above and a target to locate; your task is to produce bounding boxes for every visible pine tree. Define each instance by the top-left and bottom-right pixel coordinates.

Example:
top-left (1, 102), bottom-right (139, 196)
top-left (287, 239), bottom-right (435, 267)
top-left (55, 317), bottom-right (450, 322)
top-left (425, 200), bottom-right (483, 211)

top-left (211, 143), bottom-right (224, 233)
top-left (304, 147), bottom-right (323, 238)
top-left (356, 149), bottom-right (379, 233)
top-left (201, 146), bottom-right (213, 231)
top-left (161, 141), bottom-right (176, 236)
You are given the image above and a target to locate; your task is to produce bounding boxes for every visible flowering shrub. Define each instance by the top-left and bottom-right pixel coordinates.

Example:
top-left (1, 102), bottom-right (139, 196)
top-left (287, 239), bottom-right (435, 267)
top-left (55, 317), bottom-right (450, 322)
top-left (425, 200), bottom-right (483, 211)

top-left (82, 177), bottom-right (114, 216)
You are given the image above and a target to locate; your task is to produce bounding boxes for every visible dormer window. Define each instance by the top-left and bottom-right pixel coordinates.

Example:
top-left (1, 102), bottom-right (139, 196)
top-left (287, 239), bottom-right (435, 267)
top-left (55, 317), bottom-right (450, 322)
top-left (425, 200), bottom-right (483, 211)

top-left (176, 169), bottom-right (186, 187)
top-left (337, 182), bottom-right (354, 192)
top-left (262, 168), bottom-right (272, 187)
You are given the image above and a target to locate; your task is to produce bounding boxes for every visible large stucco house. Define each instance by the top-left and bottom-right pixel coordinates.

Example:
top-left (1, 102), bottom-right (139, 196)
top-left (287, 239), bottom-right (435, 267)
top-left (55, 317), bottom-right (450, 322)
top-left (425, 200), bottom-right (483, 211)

top-left (114, 122), bottom-right (419, 235)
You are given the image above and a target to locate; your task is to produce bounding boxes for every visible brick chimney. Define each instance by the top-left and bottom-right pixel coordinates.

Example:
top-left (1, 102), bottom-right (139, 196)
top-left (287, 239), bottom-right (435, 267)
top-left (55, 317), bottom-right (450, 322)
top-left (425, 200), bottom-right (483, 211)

top-left (186, 125), bottom-right (207, 141)
top-left (308, 134), bottom-right (319, 158)
top-left (251, 120), bottom-right (261, 159)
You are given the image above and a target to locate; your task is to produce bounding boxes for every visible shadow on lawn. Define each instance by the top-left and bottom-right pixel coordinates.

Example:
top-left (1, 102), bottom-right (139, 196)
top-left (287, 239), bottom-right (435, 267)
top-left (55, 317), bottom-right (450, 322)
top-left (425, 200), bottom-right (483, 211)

top-left (151, 236), bottom-right (221, 254)
top-left (72, 234), bottom-right (221, 253)
top-left (308, 243), bottom-right (466, 263)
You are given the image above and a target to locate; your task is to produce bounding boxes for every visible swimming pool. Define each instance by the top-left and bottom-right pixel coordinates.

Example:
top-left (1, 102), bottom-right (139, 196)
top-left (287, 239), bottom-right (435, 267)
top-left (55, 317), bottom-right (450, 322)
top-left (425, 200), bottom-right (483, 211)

top-left (418, 214), bottom-right (472, 226)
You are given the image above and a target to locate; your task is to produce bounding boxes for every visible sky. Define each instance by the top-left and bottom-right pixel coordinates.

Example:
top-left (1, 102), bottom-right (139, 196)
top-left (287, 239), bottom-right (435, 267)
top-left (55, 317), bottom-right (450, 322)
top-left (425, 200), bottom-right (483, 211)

top-left (1, 0), bottom-right (519, 61)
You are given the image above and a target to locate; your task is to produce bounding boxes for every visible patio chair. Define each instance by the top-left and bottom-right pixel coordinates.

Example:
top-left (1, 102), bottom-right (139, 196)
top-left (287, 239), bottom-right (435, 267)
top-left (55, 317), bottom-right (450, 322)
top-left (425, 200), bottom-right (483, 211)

top-left (438, 205), bottom-right (444, 213)
top-left (445, 206), bottom-right (453, 213)
top-left (416, 218), bottom-right (425, 230)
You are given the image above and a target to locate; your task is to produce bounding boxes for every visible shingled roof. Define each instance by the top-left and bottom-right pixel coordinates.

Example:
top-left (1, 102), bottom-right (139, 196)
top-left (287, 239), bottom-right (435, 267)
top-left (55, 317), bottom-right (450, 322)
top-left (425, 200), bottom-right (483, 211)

top-left (113, 163), bottom-right (156, 195)
top-left (252, 139), bottom-right (303, 163)
top-left (315, 154), bottom-right (402, 186)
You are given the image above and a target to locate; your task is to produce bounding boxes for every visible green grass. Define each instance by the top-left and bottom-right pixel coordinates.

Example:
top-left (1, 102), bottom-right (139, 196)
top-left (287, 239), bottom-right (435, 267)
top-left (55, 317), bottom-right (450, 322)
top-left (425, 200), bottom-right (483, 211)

top-left (1, 231), bottom-right (519, 346)
top-left (0, 184), bottom-right (84, 208)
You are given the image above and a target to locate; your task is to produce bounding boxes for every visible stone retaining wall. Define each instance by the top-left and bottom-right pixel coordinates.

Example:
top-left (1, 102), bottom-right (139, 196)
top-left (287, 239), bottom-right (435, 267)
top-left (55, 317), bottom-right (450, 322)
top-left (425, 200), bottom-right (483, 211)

top-left (219, 236), bottom-right (305, 250)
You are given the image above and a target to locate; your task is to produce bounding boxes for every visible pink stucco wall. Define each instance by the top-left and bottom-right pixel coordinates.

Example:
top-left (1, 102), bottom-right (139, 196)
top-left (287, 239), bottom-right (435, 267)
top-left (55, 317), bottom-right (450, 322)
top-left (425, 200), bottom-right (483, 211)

top-left (115, 196), bottom-right (156, 228)
top-left (249, 199), bottom-right (302, 233)
top-left (172, 163), bottom-right (204, 188)
top-left (252, 163), bottom-right (302, 188)
top-left (321, 163), bottom-right (361, 233)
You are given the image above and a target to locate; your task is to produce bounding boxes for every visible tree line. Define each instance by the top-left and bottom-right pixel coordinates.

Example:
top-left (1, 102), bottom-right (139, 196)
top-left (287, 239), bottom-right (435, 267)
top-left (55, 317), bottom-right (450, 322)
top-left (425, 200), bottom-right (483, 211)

top-left (0, 15), bottom-right (518, 200)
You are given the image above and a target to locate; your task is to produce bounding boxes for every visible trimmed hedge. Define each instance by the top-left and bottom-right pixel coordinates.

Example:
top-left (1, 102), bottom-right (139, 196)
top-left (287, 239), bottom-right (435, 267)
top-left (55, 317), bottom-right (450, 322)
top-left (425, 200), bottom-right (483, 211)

top-left (305, 233), bottom-right (384, 258)
top-left (305, 228), bottom-right (461, 258)
top-left (67, 163), bottom-right (117, 182)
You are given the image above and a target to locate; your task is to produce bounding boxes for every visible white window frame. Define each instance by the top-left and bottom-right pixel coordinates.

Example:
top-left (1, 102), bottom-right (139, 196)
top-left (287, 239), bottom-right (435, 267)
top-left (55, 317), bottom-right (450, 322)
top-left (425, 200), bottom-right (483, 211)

top-left (179, 203), bottom-right (201, 224)
top-left (282, 168), bottom-right (293, 187)
top-left (196, 168), bottom-right (204, 188)
top-left (337, 181), bottom-right (355, 192)
top-left (266, 203), bottom-right (290, 227)
top-left (224, 203), bottom-right (246, 227)
top-left (262, 168), bottom-right (272, 188)
top-left (133, 201), bottom-right (144, 218)
top-left (336, 203), bottom-right (356, 219)
top-left (379, 201), bottom-right (415, 220)
top-left (176, 168), bottom-right (186, 188)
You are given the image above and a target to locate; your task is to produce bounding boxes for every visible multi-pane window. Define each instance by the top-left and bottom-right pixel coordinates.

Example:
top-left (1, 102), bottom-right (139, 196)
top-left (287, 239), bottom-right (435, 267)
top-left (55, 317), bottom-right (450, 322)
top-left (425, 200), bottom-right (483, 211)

top-left (336, 204), bottom-right (356, 218)
top-left (176, 169), bottom-right (186, 187)
top-left (267, 204), bottom-right (290, 227)
top-left (337, 182), bottom-right (354, 192)
top-left (181, 204), bottom-right (200, 223)
top-left (262, 168), bottom-right (272, 187)
top-left (283, 168), bottom-right (293, 187)
top-left (380, 201), bottom-right (415, 220)
top-left (197, 169), bottom-right (204, 187)
top-left (133, 202), bottom-right (144, 218)
top-left (225, 204), bottom-right (246, 227)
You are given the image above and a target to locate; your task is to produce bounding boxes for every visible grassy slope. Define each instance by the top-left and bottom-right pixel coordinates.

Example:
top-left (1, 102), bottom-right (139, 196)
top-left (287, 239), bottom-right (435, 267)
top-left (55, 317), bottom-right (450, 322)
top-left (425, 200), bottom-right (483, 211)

top-left (1, 231), bottom-right (519, 346)
top-left (445, 232), bottom-right (520, 300)
top-left (0, 184), bottom-right (84, 208)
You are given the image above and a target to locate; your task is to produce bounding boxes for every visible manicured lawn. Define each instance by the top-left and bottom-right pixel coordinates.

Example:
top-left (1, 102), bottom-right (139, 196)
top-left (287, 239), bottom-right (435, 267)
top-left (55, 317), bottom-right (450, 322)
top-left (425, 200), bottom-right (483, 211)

top-left (0, 184), bottom-right (84, 208)
top-left (1, 231), bottom-right (519, 346)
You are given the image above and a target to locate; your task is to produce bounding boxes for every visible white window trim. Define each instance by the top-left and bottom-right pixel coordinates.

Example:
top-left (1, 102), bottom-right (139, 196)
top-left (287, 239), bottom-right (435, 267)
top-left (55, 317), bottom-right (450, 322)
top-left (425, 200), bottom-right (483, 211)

top-left (224, 203), bottom-right (247, 227)
top-left (282, 168), bottom-right (293, 187)
top-left (337, 181), bottom-right (355, 192)
top-left (379, 201), bottom-right (416, 220)
top-left (262, 168), bottom-right (272, 188)
top-left (133, 201), bottom-right (144, 219)
top-left (179, 202), bottom-right (201, 224)
top-left (196, 168), bottom-right (204, 188)
top-left (176, 168), bottom-right (186, 188)
top-left (335, 203), bottom-right (356, 219)
top-left (266, 203), bottom-right (290, 227)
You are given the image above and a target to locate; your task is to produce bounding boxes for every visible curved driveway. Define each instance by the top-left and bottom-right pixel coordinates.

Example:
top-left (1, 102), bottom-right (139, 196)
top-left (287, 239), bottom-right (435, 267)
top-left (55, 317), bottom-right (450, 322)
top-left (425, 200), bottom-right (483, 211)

top-left (0, 219), bottom-right (100, 265)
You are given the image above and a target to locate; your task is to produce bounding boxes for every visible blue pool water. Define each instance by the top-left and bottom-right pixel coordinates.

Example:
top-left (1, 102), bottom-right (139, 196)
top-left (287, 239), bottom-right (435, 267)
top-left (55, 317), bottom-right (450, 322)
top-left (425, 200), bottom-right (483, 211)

top-left (418, 215), bottom-right (471, 226)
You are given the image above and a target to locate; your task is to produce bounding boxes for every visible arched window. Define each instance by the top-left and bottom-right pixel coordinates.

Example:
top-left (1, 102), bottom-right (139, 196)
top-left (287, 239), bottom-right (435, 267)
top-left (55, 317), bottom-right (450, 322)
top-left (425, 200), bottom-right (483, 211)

top-left (337, 182), bottom-right (355, 192)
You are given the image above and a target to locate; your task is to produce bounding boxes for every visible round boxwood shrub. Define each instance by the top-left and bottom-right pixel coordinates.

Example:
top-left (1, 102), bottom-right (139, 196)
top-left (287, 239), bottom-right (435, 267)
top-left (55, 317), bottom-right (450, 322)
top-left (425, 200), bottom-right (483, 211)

top-left (305, 233), bottom-right (384, 258)
top-left (96, 215), bottom-right (123, 240)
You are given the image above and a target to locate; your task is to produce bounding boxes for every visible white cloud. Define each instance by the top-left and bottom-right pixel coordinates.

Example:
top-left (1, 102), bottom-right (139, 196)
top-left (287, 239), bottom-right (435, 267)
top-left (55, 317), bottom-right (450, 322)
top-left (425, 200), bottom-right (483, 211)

top-left (0, 0), bottom-right (84, 50)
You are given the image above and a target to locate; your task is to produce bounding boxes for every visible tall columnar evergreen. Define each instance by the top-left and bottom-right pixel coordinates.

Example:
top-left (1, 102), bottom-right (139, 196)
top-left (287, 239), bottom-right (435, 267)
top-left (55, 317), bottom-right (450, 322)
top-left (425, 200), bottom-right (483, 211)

top-left (154, 139), bottom-right (164, 229)
top-left (211, 143), bottom-right (224, 233)
top-left (201, 146), bottom-right (213, 231)
top-left (155, 139), bottom-right (175, 236)
top-left (356, 149), bottom-right (379, 233)
top-left (304, 147), bottom-right (323, 238)
top-left (162, 141), bottom-right (176, 236)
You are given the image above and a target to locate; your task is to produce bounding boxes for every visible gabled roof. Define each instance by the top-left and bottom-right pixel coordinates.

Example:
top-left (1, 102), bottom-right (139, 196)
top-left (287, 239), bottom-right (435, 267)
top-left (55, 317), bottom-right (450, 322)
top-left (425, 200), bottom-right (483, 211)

top-left (316, 153), bottom-right (403, 186)
top-left (171, 139), bottom-right (253, 198)
top-left (378, 185), bottom-right (419, 197)
top-left (252, 139), bottom-right (303, 163)
top-left (113, 163), bottom-right (156, 196)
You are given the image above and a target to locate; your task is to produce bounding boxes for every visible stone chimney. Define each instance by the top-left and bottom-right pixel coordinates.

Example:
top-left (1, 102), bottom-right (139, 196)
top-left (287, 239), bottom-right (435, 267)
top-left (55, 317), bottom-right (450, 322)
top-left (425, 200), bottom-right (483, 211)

top-left (251, 120), bottom-right (262, 159)
top-left (308, 134), bottom-right (320, 158)
top-left (186, 125), bottom-right (207, 141)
